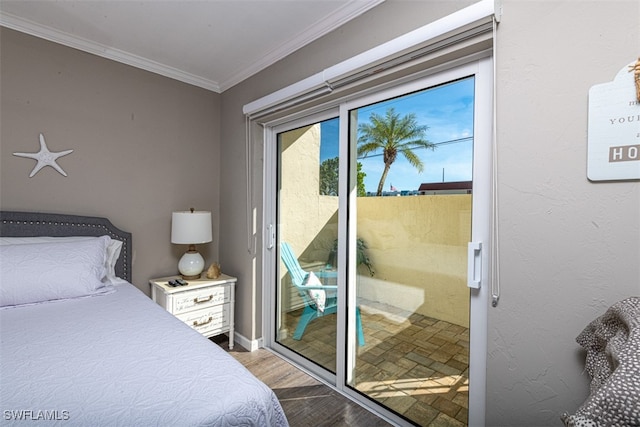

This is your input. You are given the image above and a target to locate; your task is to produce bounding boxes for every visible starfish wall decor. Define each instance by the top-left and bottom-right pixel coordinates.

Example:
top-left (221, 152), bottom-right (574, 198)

top-left (13, 133), bottom-right (74, 177)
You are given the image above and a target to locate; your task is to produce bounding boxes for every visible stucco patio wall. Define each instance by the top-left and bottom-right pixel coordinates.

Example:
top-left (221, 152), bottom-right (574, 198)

top-left (356, 195), bottom-right (471, 328)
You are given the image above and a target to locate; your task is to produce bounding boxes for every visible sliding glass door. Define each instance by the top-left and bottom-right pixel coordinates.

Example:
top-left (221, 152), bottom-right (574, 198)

top-left (345, 77), bottom-right (474, 425)
top-left (266, 58), bottom-right (491, 426)
top-left (275, 115), bottom-right (341, 374)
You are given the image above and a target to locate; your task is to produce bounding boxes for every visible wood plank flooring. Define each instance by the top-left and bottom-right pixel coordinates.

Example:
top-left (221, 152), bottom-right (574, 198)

top-left (212, 336), bottom-right (392, 427)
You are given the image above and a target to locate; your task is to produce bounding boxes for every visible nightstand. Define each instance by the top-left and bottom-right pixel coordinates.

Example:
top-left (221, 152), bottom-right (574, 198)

top-left (150, 274), bottom-right (237, 349)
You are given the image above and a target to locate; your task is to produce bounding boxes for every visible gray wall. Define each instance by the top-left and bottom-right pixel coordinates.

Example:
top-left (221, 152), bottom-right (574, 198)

top-left (489, 1), bottom-right (639, 424)
top-left (0, 28), bottom-right (221, 291)
top-left (220, 0), bottom-right (639, 425)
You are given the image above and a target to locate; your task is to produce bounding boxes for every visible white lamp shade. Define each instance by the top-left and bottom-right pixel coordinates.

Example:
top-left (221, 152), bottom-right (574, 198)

top-left (171, 211), bottom-right (212, 244)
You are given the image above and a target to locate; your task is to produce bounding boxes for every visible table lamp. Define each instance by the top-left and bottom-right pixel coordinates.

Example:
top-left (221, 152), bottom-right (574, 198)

top-left (171, 208), bottom-right (212, 279)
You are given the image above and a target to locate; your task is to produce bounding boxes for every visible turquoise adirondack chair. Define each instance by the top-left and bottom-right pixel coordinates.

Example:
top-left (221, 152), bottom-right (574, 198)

top-left (281, 242), bottom-right (364, 346)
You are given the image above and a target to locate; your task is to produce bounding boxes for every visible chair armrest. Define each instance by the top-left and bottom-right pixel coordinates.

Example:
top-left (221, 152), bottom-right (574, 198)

top-left (315, 271), bottom-right (337, 279)
top-left (301, 284), bottom-right (337, 290)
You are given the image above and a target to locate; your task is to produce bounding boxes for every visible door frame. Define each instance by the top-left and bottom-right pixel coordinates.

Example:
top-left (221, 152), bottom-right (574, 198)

top-left (262, 55), bottom-right (493, 426)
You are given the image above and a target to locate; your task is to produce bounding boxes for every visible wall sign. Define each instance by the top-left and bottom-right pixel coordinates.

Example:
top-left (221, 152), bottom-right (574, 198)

top-left (587, 59), bottom-right (640, 181)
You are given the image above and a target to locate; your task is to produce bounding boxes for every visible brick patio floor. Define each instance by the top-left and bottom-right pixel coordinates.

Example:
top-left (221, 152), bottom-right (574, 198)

top-left (279, 300), bottom-right (469, 426)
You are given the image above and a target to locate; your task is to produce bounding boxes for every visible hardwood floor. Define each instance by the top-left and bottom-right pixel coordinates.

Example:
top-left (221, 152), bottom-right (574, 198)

top-left (212, 336), bottom-right (392, 427)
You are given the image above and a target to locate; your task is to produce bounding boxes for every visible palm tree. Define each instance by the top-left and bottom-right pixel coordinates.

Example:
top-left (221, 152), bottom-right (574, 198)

top-left (358, 107), bottom-right (434, 196)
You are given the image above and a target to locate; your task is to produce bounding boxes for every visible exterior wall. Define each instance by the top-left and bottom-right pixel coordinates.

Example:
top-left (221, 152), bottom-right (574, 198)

top-left (0, 28), bottom-right (221, 293)
top-left (278, 125), bottom-right (339, 312)
top-left (221, 0), bottom-right (639, 425)
top-left (357, 196), bottom-right (471, 328)
top-left (279, 124), bottom-right (337, 261)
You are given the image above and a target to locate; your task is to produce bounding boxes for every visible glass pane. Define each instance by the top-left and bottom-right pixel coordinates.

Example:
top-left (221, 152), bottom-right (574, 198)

top-left (348, 78), bottom-right (474, 425)
top-left (276, 118), bottom-right (339, 373)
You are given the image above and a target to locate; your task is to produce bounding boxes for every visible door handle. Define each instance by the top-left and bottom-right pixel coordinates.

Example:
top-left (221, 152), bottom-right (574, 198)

top-left (266, 224), bottom-right (275, 250)
top-left (467, 241), bottom-right (482, 289)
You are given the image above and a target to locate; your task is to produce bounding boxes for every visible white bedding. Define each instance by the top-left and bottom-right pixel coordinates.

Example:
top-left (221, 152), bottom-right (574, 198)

top-left (0, 281), bottom-right (288, 426)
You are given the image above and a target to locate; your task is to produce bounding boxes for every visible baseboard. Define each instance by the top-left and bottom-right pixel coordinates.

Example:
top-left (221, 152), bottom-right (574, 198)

top-left (234, 332), bottom-right (263, 352)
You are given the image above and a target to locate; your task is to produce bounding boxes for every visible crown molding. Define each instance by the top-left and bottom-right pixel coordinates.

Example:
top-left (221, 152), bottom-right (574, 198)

top-left (0, 12), bottom-right (222, 92)
top-left (218, 0), bottom-right (384, 92)
top-left (1, 0), bottom-right (384, 93)
top-left (0, 11), bottom-right (222, 92)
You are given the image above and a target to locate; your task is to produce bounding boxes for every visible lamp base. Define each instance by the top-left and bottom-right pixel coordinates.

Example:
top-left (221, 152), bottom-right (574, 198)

top-left (177, 248), bottom-right (205, 280)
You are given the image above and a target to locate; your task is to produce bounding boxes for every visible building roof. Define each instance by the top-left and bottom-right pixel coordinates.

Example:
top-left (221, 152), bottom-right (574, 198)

top-left (418, 181), bottom-right (472, 192)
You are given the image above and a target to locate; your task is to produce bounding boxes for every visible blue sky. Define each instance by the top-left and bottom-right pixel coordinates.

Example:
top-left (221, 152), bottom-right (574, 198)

top-left (320, 76), bottom-right (475, 193)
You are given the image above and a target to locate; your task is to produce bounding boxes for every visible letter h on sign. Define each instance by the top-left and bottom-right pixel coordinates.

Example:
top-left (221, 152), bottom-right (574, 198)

top-left (609, 144), bottom-right (640, 162)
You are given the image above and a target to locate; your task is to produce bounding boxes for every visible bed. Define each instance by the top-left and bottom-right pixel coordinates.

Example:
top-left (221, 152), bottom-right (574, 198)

top-left (0, 211), bottom-right (288, 426)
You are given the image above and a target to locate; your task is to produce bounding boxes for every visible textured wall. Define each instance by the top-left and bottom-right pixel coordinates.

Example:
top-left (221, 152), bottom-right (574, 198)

top-left (487, 1), bottom-right (639, 424)
top-left (357, 196), bottom-right (471, 328)
top-left (0, 28), bottom-right (221, 293)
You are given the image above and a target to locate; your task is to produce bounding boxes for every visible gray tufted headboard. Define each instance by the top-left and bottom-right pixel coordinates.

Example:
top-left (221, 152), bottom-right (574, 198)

top-left (0, 211), bottom-right (132, 282)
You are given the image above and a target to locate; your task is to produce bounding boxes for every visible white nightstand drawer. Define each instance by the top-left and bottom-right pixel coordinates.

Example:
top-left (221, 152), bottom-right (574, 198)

top-left (176, 304), bottom-right (229, 336)
top-left (150, 274), bottom-right (237, 348)
top-left (173, 285), bottom-right (230, 314)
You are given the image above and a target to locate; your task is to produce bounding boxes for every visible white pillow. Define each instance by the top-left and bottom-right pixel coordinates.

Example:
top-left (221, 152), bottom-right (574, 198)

top-left (303, 271), bottom-right (326, 312)
top-left (0, 236), bottom-right (112, 308)
top-left (0, 236), bottom-right (123, 284)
